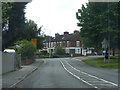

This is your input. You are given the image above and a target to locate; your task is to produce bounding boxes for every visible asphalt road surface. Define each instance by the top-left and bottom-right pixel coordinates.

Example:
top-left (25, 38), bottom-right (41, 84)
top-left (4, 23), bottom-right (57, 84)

top-left (15, 56), bottom-right (119, 90)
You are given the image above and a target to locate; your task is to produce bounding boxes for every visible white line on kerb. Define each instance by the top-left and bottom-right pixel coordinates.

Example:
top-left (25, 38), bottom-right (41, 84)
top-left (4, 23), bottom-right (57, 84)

top-left (60, 60), bottom-right (100, 90)
top-left (65, 60), bottom-right (118, 87)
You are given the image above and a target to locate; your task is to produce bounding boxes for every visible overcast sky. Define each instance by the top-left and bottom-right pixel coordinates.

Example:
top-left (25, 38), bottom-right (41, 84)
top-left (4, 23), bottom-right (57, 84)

top-left (25, 0), bottom-right (88, 37)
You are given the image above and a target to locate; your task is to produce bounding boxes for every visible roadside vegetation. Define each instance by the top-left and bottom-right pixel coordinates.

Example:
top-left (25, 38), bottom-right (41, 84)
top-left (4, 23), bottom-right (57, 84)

top-left (82, 56), bottom-right (120, 69)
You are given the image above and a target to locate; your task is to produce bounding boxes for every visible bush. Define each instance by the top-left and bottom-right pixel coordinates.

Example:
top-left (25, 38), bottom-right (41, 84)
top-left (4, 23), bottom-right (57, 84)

top-left (16, 40), bottom-right (36, 57)
top-left (55, 47), bottom-right (65, 55)
top-left (41, 50), bottom-right (48, 56)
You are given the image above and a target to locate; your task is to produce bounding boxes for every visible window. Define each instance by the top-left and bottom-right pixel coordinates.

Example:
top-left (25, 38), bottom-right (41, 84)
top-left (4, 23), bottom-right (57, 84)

top-left (51, 42), bottom-right (53, 47)
top-left (60, 42), bottom-right (62, 46)
top-left (75, 48), bottom-right (81, 54)
top-left (46, 43), bottom-right (48, 48)
top-left (49, 42), bottom-right (51, 47)
top-left (76, 41), bottom-right (80, 47)
top-left (67, 41), bottom-right (70, 47)
top-left (54, 42), bottom-right (56, 47)
top-left (65, 49), bottom-right (70, 54)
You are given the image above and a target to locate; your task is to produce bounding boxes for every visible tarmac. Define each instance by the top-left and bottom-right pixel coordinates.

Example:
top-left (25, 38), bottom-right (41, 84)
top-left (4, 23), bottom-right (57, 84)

top-left (2, 59), bottom-right (44, 89)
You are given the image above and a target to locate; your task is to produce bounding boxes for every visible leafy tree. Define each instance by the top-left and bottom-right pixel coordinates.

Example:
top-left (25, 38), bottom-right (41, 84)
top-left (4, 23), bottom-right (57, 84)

top-left (55, 47), bottom-right (65, 55)
top-left (19, 20), bottom-right (42, 40)
top-left (2, 2), bottom-right (12, 29)
top-left (2, 2), bottom-right (28, 50)
top-left (76, 2), bottom-right (119, 53)
top-left (19, 19), bottom-right (44, 49)
top-left (16, 40), bottom-right (36, 57)
top-left (37, 36), bottom-right (44, 49)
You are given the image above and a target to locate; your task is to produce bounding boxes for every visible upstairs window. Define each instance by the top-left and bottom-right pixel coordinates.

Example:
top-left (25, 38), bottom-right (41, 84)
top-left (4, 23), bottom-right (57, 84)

top-left (76, 41), bottom-right (80, 47)
top-left (60, 42), bottom-right (62, 46)
top-left (54, 42), bottom-right (56, 47)
top-left (51, 42), bottom-right (53, 47)
top-left (67, 41), bottom-right (70, 47)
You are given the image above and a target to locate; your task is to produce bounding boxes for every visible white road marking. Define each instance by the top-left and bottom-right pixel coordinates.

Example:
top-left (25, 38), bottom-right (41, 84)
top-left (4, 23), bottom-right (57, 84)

top-left (65, 60), bottom-right (118, 87)
top-left (60, 60), bottom-right (100, 90)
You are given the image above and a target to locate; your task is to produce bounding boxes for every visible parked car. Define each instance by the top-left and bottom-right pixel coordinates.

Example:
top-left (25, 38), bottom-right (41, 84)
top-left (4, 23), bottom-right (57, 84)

top-left (4, 49), bottom-right (15, 53)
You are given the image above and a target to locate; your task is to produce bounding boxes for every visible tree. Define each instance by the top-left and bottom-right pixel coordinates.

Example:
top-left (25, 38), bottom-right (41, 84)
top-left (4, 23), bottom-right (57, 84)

top-left (76, 2), bottom-right (119, 53)
top-left (2, 2), bottom-right (12, 29)
top-left (55, 47), bottom-right (65, 55)
top-left (37, 36), bottom-right (44, 49)
top-left (18, 19), bottom-right (44, 49)
top-left (16, 40), bottom-right (36, 58)
top-left (19, 19), bottom-right (42, 40)
top-left (2, 2), bottom-right (28, 50)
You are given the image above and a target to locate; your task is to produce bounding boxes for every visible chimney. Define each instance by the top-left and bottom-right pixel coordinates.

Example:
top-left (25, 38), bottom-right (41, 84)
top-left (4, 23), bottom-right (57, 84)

top-left (74, 30), bottom-right (79, 34)
top-left (55, 33), bottom-right (59, 37)
top-left (64, 31), bottom-right (69, 35)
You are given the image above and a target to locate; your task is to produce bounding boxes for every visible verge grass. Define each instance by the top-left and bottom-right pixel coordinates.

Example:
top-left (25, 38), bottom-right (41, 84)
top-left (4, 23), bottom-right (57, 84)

top-left (82, 56), bottom-right (120, 69)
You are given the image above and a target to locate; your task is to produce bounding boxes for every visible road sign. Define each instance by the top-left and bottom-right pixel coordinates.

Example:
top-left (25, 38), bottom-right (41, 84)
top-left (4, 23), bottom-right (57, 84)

top-left (102, 38), bottom-right (108, 49)
top-left (31, 38), bottom-right (37, 48)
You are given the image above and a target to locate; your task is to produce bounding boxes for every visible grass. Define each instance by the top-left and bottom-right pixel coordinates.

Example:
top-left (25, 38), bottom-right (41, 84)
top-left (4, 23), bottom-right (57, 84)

top-left (82, 56), bottom-right (120, 69)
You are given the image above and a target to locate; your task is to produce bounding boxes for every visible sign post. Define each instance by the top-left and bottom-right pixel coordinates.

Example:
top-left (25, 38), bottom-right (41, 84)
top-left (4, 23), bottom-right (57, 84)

top-left (102, 38), bottom-right (109, 63)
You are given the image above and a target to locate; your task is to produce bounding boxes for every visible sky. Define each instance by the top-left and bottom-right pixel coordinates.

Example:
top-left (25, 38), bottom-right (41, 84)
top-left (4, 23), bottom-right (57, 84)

top-left (25, 0), bottom-right (88, 37)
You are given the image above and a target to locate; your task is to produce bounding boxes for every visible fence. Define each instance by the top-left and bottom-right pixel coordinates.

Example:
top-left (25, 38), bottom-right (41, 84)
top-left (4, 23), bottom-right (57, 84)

top-left (0, 51), bottom-right (2, 75)
top-left (2, 52), bottom-right (21, 74)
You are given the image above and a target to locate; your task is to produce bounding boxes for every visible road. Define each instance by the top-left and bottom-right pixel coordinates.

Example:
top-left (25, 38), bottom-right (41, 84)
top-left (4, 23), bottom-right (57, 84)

top-left (15, 56), bottom-right (119, 90)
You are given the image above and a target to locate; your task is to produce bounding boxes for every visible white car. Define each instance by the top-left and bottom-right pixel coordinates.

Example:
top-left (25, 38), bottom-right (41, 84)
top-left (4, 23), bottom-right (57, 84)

top-left (4, 49), bottom-right (15, 53)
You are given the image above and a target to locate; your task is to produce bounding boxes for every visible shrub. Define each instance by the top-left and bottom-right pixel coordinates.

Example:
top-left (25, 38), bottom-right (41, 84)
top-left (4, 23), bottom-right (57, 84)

top-left (55, 47), bottom-right (65, 55)
top-left (16, 40), bottom-right (36, 57)
top-left (41, 50), bottom-right (48, 56)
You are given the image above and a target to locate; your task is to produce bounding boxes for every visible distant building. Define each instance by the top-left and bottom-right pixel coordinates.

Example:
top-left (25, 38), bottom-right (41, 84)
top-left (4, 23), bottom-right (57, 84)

top-left (43, 30), bottom-right (93, 56)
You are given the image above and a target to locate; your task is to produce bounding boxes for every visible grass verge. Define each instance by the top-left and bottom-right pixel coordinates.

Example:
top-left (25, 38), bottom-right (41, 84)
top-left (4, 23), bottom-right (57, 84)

top-left (82, 56), bottom-right (120, 69)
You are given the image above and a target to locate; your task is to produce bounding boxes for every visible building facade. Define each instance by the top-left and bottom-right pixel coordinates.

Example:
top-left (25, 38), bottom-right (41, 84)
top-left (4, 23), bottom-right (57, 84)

top-left (43, 30), bottom-right (93, 56)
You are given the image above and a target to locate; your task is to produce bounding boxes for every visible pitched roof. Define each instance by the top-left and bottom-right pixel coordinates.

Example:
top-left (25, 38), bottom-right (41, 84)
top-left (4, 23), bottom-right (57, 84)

top-left (44, 31), bottom-right (80, 42)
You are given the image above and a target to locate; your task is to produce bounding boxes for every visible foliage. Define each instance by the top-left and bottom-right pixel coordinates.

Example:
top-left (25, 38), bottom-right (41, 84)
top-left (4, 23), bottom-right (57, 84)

top-left (82, 56), bottom-right (120, 68)
top-left (19, 20), bottom-right (42, 40)
top-left (76, 2), bottom-right (120, 51)
top-left (18, 19), bottom-right (44, 49)
top-left (40, 50), bottom-right (48, 56)
top-left (55, 47), bottom-right (65, 55)
top-left (2, 2), bottom-right (28, 50)
top-left (36, 36), bottom-right (44, 49)
top-left (2, 2), bottom-right (12, 28)
top-left (16, 40), bottom-right (36, 57)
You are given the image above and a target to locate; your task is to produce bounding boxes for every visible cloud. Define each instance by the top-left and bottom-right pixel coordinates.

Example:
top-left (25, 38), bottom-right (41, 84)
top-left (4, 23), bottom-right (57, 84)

top-left (25, 0), bottom-right (88, 36)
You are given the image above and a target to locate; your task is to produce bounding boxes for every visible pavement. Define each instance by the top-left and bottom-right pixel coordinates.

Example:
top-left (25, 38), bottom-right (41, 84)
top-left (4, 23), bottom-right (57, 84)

top-left (2, 59), bottom-right (44, 89)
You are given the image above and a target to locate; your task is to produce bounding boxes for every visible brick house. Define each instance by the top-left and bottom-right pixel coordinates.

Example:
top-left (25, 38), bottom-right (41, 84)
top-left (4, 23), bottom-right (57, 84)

top-left (43, 30), bottom-right (93, 56)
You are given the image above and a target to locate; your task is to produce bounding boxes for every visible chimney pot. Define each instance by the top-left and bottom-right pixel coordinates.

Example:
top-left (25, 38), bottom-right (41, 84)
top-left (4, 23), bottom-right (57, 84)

top-left (74, 30), bottom-right (79, 34)
top-left (64, 31), bottom-right (69, 35)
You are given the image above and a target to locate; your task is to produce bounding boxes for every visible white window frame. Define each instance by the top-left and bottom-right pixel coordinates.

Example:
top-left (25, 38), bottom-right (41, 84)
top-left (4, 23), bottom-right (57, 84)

top-left (54, 42), bottom-right (56, 47)
top-left (51, 42), bottom-right (53, 47)
top-left (46, 43), bottom-right (48, 48)
top-left (75, 48), bottom-right (81, 54)
top-left (67, 41), bottom-right (70, 47)
top-left (76, 41), bottom-right (80, 47)
top-left (60, 42), bottom-right (62, 46)
top-left (65, 48), bottom-right (70, 54)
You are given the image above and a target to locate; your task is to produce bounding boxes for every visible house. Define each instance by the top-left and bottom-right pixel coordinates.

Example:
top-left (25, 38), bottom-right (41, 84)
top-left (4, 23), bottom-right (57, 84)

top-left (43, 30), bottom-right (93, 56)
